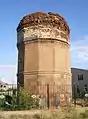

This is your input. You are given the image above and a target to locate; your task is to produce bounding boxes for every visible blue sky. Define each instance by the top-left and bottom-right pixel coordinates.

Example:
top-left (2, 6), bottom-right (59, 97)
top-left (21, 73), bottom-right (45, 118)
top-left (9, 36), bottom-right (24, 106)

top-left (0, 0), bottom-right (88, 83)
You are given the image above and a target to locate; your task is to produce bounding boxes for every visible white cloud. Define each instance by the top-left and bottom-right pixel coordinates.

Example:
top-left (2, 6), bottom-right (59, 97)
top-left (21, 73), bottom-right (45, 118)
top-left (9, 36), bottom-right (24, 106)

top-left (71, 36), bottom-right (88, 68)
top-left (0, 65), bottom-right (16, 69)
top-left (0, 64), bottom-right (17, 84)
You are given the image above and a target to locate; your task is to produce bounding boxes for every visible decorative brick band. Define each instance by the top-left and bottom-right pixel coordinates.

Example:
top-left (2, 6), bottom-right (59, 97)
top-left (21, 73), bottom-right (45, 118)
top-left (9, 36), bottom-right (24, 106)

top-left (17, 25), bottom-right (69, 44)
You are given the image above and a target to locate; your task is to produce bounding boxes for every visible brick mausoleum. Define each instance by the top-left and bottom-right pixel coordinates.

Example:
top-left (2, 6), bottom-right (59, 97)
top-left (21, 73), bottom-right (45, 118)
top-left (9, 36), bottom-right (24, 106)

top-left (17, 12), bottom-right (72, 107)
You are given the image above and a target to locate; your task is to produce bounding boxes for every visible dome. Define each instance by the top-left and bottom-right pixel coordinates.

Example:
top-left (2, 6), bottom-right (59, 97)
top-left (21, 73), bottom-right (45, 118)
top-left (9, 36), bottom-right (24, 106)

top-left (17, 12), bottom-right (70, 34)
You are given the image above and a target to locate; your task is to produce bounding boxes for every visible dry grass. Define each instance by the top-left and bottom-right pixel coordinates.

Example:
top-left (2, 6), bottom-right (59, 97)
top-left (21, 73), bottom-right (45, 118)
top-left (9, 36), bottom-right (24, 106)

top-left (0, 107), bottom-right (88, 119)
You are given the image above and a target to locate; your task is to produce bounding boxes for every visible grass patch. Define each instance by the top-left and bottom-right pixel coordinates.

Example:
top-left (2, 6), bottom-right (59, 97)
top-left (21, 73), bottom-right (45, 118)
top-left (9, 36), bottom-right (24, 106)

top-left (0, 107), bottom-right (88, 119)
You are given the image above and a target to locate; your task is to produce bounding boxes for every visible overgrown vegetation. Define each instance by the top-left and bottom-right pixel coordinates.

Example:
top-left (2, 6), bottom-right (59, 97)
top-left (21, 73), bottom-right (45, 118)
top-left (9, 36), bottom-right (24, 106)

top-left (1, 85), bottom-right (88, 119)
top-left (0, 87), bottom-right (41, 110)
top-left (16, 87), bottom-right (39, 110)
top-left (0, 88), bottom-right (88, 119)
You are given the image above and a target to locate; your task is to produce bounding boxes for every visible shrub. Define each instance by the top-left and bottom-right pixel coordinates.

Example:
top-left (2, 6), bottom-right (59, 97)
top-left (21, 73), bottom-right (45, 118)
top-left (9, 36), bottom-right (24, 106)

top-left (13, 87), bottom-right (39, 110)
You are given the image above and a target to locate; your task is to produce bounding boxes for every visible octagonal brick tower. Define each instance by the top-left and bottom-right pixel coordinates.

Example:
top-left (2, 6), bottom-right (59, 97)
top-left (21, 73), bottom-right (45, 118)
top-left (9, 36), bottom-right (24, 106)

top-left (17, 12), bottom-right (72, 104)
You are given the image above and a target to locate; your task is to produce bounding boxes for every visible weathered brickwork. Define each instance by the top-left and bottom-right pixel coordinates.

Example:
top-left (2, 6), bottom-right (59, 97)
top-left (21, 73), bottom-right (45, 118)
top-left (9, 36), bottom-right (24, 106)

top-left (17, 12), bottom-right (70, 34)
top-left (17, 26), bottom-right (69, 44)
top-left (17, 12), bottom-right (72, 107)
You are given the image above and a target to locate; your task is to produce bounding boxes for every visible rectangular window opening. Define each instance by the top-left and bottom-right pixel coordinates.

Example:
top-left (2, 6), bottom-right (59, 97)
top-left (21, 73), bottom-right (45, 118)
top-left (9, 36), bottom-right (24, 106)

top-left (78, 74), bottom-right (83, 80)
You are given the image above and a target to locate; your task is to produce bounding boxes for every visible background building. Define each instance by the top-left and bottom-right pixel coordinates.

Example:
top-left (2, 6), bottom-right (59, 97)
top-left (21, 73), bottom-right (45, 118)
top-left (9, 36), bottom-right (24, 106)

top-left (0, 79), bottom-right (17, 96)
top-left (71, 68), bottom-right (88, 97)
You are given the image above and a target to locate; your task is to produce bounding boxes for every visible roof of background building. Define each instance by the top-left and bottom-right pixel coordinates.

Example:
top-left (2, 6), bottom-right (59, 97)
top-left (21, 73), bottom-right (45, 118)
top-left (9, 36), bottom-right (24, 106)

top-left (71, 67), bottom-right (88, 72)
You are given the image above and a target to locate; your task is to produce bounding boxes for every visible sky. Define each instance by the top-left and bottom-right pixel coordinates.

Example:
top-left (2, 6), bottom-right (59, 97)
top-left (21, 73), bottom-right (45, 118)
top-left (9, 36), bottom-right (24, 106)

top-left (0, 0), bottom-right (88, 84)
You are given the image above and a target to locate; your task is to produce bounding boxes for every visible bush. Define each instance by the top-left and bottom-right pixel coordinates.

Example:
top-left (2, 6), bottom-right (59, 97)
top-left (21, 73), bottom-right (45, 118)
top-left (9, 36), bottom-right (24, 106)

top-left (18, 87), bottom-right (39, 109)
top-left (0, 87), bottom-right (40, 111)
top-left (9, 87), bottom-right (39, 110)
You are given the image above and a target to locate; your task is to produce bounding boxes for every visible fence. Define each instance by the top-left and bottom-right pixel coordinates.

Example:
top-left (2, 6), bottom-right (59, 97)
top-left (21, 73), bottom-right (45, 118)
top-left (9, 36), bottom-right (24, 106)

top-left (17, 84), bottom-right (88, 108)
top-left (0, 84), bottom-right (88, 110)
top-left (17, 84), bottom-right (72, 109)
